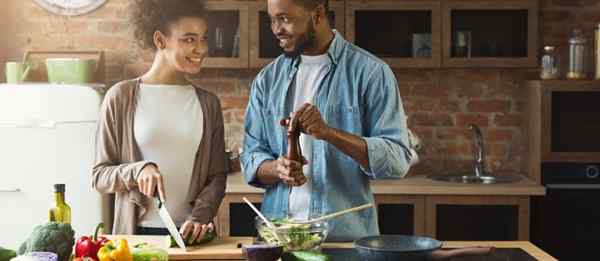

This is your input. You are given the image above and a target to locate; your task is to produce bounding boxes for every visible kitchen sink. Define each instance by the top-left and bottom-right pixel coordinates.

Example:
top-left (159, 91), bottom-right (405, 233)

top-left (427, 173), bottom-right (522, 184)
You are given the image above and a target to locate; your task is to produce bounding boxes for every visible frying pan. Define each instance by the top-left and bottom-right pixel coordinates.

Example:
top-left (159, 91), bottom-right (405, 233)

top-left (354, 235), bottom-right (493, 261)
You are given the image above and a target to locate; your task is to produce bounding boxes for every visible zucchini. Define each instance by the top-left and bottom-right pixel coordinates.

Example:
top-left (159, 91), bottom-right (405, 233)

top-left (0, 247), bottom-right (17, 261)
top-left (281, 251), bottom-right (331, 261)
top-left (166, 229), bottom-right (216, 247)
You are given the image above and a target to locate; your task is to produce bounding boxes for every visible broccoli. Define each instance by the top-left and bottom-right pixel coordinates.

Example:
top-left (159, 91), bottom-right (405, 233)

top-left (17, 222), bottom-right (75, 261)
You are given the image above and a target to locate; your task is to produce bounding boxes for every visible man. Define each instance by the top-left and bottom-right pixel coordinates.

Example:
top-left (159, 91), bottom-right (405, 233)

top-left (240, 0), bottom-right (418, 241)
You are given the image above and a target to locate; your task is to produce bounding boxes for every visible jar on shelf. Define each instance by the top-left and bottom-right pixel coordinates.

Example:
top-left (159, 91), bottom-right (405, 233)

top-left (567, 29), bottom-right (586, 80)
top-left (540, 46), bottom-right (560, 80)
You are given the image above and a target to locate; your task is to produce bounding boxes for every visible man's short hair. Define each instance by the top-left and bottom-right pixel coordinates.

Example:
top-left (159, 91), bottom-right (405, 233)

top-left (294, 0), bottom-right (329, 11)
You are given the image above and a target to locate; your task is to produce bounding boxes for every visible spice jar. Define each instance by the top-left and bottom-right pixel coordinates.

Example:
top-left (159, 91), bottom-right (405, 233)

top-left (567, 29), bottom-right (586, 80)
top-left (540, 46), bottom-right (560, 80)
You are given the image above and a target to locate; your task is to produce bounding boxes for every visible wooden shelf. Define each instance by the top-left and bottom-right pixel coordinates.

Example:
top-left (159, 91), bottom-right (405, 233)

top-left (203, 1), bottom-right (249, 68)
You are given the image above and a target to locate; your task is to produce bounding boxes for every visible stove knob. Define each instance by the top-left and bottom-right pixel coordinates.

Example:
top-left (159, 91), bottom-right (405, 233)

top-left (585, 165), bottom-right (599, 179)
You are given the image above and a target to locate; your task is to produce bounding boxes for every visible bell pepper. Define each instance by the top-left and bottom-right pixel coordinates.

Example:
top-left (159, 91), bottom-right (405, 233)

top-left (75, 223), bottom-right (109, 261)
top-left (97, 239), bottom-right (132, 261)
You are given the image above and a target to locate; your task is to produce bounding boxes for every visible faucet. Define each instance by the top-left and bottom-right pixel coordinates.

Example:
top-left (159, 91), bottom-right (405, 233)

top-left (469, 124), bottom-right (487, 177)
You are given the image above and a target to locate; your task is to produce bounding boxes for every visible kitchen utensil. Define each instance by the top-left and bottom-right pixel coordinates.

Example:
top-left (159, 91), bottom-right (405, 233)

top-left (46, 58), bottom-right (96, 84)
top-left (355, 235), bottom-right (493, 261)
top-left (243, 197), bottom-right (283, 243)
top-left (5, 61), bottom-right (30, 83)
top-left (292, 203), bottom-right (373, 225)
top-left (155, 196), bottom-right (187, 251)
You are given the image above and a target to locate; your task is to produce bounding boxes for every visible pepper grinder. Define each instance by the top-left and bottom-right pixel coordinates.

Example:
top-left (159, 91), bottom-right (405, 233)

top-left (279, 117), bottom-right (306, 185)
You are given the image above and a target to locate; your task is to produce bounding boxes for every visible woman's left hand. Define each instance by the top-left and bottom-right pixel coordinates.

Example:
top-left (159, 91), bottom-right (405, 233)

top-left (180, 220), bottom-right (214, 244)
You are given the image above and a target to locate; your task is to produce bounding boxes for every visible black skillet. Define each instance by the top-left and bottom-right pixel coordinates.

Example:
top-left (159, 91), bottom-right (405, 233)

top-left (354, 235), bottom-right (493, 261)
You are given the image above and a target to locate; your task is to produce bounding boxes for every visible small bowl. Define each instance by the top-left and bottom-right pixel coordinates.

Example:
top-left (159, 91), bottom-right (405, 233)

top-left (242, 244), bottom-right (283, 261)
top-left (255, 217), bottom-right (329, 251)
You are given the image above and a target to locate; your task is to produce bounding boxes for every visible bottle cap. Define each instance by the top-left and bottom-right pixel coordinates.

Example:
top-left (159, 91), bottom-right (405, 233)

top-left (54, 184), bottom-right (65, 192)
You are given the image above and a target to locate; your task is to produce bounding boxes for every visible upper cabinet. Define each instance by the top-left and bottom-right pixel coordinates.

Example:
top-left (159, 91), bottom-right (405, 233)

top-left (346, 0), bottom-right (441, 68)
top-left (441, 0), bottom-right (538, 68)
top-left (249, 0), bottom-right (345, 68)
top-left (204, 0), bottom-right (539, 69)
top-left (203, 1), bottom-right (249, 68)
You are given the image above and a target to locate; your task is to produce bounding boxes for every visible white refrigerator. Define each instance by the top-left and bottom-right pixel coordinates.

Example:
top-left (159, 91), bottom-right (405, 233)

top-left (0, 83), bottom-right (108, 249)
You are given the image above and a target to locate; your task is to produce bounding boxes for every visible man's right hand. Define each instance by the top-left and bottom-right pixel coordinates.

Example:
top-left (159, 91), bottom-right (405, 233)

top-left (276, 156), bottom-right (307, 186)
top-left (137, 164), bottom-right (166, 202)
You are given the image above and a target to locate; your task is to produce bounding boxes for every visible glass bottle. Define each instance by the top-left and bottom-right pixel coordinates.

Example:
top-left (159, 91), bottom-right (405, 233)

top-left (567, 29), bottom-right (586, 80)
top-left (49, 184), bottom-right (71, 223)
top-left (540, 46), bottom-right (560, 80)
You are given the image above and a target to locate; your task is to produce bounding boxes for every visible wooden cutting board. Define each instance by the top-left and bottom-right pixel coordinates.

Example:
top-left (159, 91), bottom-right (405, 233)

top-left (105, 235), bottom-right (254, 260)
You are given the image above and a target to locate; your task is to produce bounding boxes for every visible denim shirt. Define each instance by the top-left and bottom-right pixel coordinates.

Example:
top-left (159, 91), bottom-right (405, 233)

top-left (241, 31), bottom-right (414, 241)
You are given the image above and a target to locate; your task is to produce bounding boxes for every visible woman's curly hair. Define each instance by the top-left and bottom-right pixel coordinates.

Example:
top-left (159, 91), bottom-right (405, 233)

top-left (131, 0), bottom-right (207, 50)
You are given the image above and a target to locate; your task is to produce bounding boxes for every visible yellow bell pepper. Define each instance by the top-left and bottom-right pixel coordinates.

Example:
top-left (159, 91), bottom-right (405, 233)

top-left (97, 239), bottom-right (133, 261)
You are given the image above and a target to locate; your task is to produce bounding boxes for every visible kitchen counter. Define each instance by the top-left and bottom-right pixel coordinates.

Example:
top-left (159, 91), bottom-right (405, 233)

top-left (226, 172), bottom-right (545, 196)
top-left (106, 235), bottom-right (557, 260)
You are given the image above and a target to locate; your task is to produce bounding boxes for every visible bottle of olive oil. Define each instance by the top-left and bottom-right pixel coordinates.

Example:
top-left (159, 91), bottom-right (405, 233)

top-left (49, 184), bottom-right (71, 223)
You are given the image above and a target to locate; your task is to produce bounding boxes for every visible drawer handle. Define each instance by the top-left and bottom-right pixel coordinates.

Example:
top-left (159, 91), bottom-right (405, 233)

top-left (546, 184), bottom-right (600, 190)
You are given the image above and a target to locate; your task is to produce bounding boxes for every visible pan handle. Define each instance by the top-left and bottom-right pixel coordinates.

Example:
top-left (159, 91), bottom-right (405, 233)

top-left (428, 246), bottom-right (494, 260)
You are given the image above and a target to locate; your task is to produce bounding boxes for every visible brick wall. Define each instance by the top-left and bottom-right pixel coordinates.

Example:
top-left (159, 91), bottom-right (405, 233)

top-left (1, 0), bottom-right (599, 176)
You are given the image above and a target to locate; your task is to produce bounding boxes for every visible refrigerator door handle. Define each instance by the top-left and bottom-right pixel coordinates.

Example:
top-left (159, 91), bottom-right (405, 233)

top-left (0, 120), bottom-right (96, 129)
top-left (0, 188), bottom-right (21, 192)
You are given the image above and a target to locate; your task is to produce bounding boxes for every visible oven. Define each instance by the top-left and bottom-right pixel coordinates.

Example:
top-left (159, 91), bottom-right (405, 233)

top-left (531, 162), bottom-right (600, 261)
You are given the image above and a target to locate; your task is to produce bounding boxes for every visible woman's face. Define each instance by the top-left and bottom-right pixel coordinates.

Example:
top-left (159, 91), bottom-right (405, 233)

top-left (160, 17), bottom-right (209, 74)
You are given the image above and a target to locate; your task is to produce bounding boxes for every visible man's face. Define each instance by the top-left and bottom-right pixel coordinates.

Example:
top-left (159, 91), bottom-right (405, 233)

top-left (267, 0), bottom-right (317, 57)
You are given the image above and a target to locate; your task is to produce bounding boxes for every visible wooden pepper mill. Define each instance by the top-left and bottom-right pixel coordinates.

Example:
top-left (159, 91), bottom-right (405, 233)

top-left (280, 117), bottom-right (306, 186)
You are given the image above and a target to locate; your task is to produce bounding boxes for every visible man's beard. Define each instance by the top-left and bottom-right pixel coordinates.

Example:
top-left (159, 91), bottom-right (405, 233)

top-left (283, 18), bottom-right (317, 57)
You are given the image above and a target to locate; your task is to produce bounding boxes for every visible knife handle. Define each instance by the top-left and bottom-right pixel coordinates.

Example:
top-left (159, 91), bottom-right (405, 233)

top-left (154, 191), bottom-right (163, 207)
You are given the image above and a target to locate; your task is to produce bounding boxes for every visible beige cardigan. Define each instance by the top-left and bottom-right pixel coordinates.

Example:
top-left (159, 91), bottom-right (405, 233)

top-left (92, 78), bottom-right (227, 234)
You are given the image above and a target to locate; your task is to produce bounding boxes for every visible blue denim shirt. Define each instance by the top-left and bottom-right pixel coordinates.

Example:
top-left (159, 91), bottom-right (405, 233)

top-left (241, 31), bottom-right (414, 241)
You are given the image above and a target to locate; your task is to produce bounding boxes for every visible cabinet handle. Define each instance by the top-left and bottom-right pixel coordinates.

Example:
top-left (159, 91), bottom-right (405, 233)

top-left (546, 184), bottom-right (600, 190)
top-left (0, 188), bottom-right (21, 192)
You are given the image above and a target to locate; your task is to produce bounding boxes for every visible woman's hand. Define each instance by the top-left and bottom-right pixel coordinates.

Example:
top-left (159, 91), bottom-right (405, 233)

top-left (137, 164), bottom-right (166, 202)
top-left (180, 221), bottom-right (214, 244)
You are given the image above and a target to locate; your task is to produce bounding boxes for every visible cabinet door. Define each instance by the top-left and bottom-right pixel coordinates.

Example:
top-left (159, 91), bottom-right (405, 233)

top-left (249, 0), bottom-right (345, 68)
top-left (203, 1), bottom-right (249, 68)
top-left (426, 196), bottom-right (530, 240)
top-left (441, 0), bottom-right (538, 68)
top-left (346, 0), bottom-right (441, 68)
top-left (375, 195), bottom-right (425, 236)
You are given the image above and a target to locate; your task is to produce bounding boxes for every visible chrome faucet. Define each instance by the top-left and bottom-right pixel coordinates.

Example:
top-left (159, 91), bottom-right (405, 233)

top-left (469, 124), bottom-right (487, 177)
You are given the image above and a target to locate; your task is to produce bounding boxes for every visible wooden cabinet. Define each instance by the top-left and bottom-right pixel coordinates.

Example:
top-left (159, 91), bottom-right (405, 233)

top-left (346, 0), bottom-right (441, 68)
top-left (196, 0), bottom-right (538, 69)
top-left (527, 80), bottom-right (600, 182)
top-left (249, 0), bottom-right (345, 68)
top-left (216, 193), bottom-right (531, 240)
top-left (441, 0), bottom-right (538, 68)
top-left (426, 196), bottom-right (529, 240)
top-left (202, 1), bottom-right (249, 68)
top-left (374, 195), bottom-right (425, 235)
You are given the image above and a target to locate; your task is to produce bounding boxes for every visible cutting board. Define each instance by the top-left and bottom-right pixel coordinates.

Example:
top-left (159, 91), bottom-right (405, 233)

top-left (105, 235), bottom-right (254, 260)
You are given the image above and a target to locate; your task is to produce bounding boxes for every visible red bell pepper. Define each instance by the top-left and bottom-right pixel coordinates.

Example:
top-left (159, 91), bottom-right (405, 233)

top-left (75, 223), bottom-right (109, 261)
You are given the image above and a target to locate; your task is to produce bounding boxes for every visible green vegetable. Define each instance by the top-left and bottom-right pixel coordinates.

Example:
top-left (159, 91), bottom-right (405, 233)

top-left (258, 219), bottom-right (324, 251)
top-left (166, 228), bottom-right (216, 247)
top-left (17, 222), bottom-right (75, 261)
top-left (281, 251), bottom-right (331, 261)
top-left (132, 243), bottom-right (168, 261)
top-left (0, 247), bottom-right (17, 261)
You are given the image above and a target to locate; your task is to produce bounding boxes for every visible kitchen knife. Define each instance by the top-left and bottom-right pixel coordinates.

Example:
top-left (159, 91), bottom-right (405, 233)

top-left (155, 196), bottom-right (187, 251)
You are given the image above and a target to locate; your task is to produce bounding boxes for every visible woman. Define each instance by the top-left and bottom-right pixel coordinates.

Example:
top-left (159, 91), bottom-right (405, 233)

top-left (92, 0), bottom-right (226, 244)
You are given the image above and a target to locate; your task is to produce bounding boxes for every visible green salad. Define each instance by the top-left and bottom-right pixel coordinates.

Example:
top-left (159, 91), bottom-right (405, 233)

top-left (257, 218), bottom-right (326, 251)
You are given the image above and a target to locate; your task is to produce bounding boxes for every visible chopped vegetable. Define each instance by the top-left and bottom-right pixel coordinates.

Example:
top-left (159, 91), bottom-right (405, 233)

top-left (281, 251), bottom-right (331, 261)
top-left (258, 219), bottom-right (325, 251)
top-left (131, 243), bottom-right (168, 261)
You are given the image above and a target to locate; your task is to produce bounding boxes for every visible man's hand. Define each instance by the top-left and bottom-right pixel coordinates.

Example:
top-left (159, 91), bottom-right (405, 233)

top-left (137, 164), bottom-right (166, 202)
top-left (180, 221), bottom-right (214, 244)
top-left (292, 103), bottom-right (331, 140)
top-left (276, 156), bottom-right (307, 186)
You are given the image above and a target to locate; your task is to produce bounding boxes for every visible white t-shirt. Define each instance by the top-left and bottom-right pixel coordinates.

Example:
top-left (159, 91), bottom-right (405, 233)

top-left (135, 83), bottom-right (203, 227)
top-left (288, 53), bottom-right (331, 220)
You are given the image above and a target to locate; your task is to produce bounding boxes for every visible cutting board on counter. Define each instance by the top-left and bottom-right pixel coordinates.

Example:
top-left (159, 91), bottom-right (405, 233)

top-left (106, 235), bottom-right (253, 260)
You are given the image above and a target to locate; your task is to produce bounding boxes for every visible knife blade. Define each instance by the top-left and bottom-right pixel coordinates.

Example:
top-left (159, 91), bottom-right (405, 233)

top-left (155, 197), bottom-right (187, 251)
